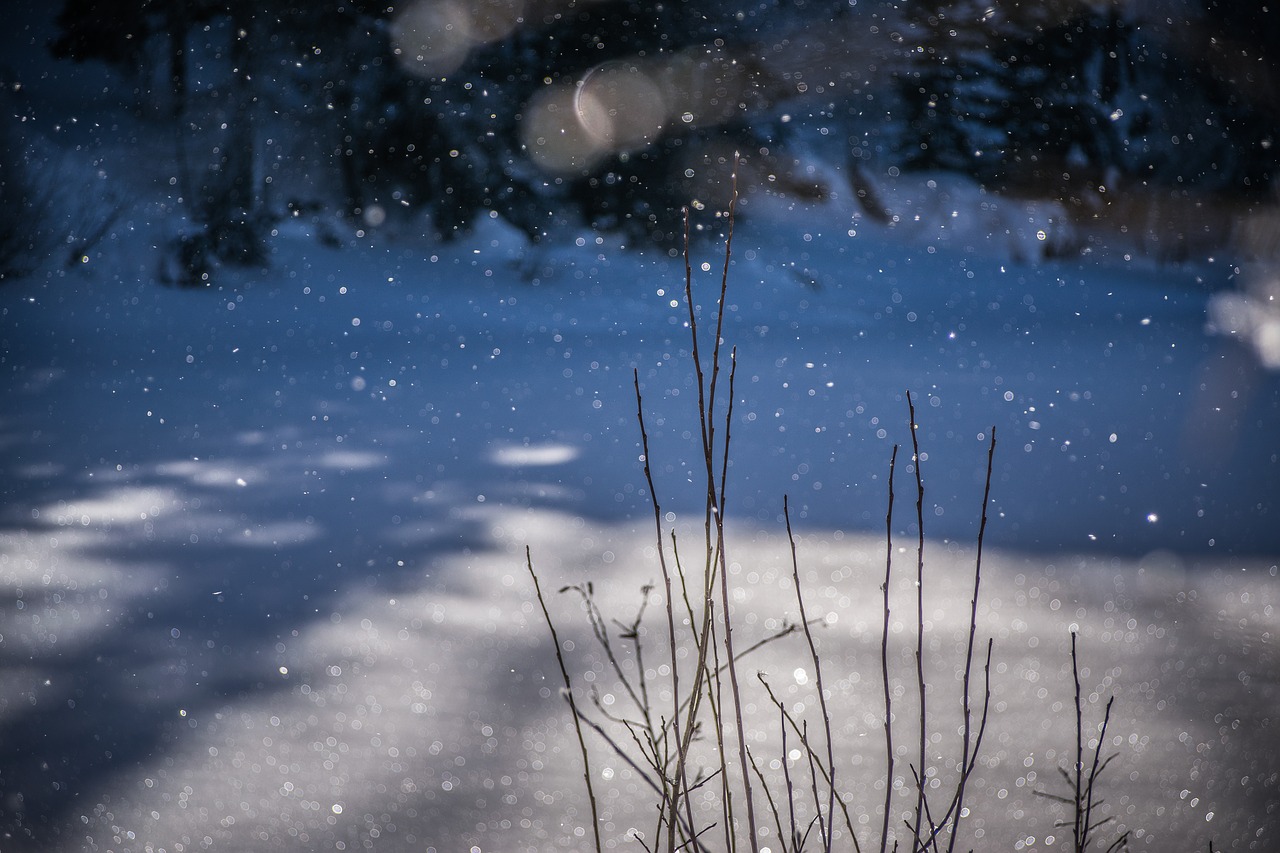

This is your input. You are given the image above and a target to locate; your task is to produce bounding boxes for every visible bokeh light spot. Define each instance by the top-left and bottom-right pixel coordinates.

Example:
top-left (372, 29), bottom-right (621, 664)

top-left (521, 85), bottom-right (607, 175)
top-left (391, 0), bottom-right (526, 78)
top-left (391, 1), bottom-right (474, 78)
top-left (575, 62), bottom-right (668, 151)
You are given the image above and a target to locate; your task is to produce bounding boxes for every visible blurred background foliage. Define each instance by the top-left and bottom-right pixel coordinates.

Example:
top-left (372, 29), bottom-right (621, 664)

top-left (31, 0), bottom-right (1280, 261)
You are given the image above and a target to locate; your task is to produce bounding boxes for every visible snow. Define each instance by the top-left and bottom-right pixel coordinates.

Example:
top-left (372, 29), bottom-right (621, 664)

top-left (2, 175), bottom-right (1278, 851)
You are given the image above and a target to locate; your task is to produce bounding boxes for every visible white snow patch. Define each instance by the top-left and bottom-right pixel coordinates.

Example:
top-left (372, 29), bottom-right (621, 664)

top-left (490, 443), bottom-right (580, 467)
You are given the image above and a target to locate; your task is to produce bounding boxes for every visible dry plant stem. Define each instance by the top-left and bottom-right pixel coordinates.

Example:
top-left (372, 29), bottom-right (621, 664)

top-left (622, 596), bottom-right (655, 735)
top-left (910, 426), bottom-right (999, 853)
top-left (782, 713), bottom-right (799, 851)
top-left (783, 495), bottom-right (851, 853)
top-left (880, 445), bottom-right (899, 853)
top-left (674, 619), bottom-right (814, 722)
top-left (906, 392), bottom-right (928, 846)
top-left (1083, 695), bottom-right (1116, 853)
top-left (918, 639), bottom-right (994, 853)
top-left (757, 675), bottom-right (860, 844)
top-left (564, 585), bottom-right (649, 731)
top-left (1037, 632), bottom-right (1125, 853)
top-left (803, 718), bottom-right (828, 851)
top-left (525, 547), bottom-right (602, 853)
top-left (678, 207), bottom-right (734, 850)
top-left (634, 369), bottom-right (691, 853)
top-left (715, 353), bottom-right (756, 853)
top-left (747, 742), bottom-right (787, 851)
top-left (944, 427), bottom-right (997, 853)
top-left (569, 705), bottom-right (687, 827)
top-left (706, 608), bottom-right (737, 853)
top-left (577, 723), bottom-right (711, 853)
top-left (906, 765), bottom-right (940, 848)
top-left (1076, 631), bottom-right (1119, 853)
top-left (669, 535), bottom-right (721, 847)
top-left (681, 168), bottom-right (759, 853)
top-left (1073, 633), bottom-right (1085, 851)
top-left (668, 210), bottom-right (726, 850)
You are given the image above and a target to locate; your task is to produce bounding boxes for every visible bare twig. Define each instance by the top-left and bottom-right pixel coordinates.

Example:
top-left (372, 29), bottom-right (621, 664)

top-left (783, 708), bottom-right (799, 852)
top-left (634, 370), bottom-right (692, 853)
top-left (945, 427), bottom-right (997, 853)
top-left (747, 741), bottom-right (788, 853)
top-left (802, 717), bottom-right (829, 852)
top-left (1035, 632), bottom-right (1127, 853)
top-left (758, 675), bottom-right (861, 845)
top-left (525, 547), bottom-right (602, 853)
top-left (880, 444), bottom-right (899, 853)
top-left (906, 392), bottom-right (928, 847)
top-left (704, 160), bottom-right (760, 853)
top-left (784, 495), bottom-right (853, 853)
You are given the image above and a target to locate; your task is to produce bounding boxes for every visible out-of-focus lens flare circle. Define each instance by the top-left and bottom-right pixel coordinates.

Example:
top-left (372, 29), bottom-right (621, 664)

top-left (1207, 270), bottom-right (1280, 370)
top-left (657, 50), bottom-right (709, 125)
top-left (575, 62), bottom-right (668, 151)
top-left (521, 85), bottom-right (606, 175)
top-left (391, 0), bottom-right (526, 77)
top-left (1256, 319), bottom-right (1280, 369)
top-left (466, 0), bottom-right (526, 43)
top-left (391, 1), bottom-right (475, 78)
top-left (658, 47), bottom-right (756, 127)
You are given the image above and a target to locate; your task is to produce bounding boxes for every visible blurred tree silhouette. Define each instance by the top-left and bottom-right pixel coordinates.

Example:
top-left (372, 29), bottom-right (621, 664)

top-left (894, 0), bottom-right (1277, 199)
top-left (48, 0), bottom-right (1277, 261)
top-left (48, 0), bottom-right (803, 251)
top-left (897, 0), bottom-right (1006, 174)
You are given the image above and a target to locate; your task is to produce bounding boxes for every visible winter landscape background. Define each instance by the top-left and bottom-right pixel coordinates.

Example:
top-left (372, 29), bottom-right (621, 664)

top-left (2, 1), bottom-right (1279, 851)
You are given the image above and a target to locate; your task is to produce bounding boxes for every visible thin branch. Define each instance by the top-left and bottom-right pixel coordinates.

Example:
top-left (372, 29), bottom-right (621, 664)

top-left (757, 674), bottom-right (861, 846)
top-left (571, 705), bottom-right (709, 853)
top-left (880, 444), bottom-right (899, 853)
top-left (785, 495), bottom-right (854, 853)
top-left (526, 547), bottom-right (603, 853)
top-left (747, 741), bottom-right (788, 853)
top-left (906, 391), bottom-right (928, 846)
top-left (1082, 696), bottom-right (1117, 853)
top-left (946, 427), bottom-right (997, 853)
top-left (783, 704), bottom-right (799, 853)
top-left (634, 369), bottom-right (691, 853)
top-left (703, 160), bottom-right (759, 853)
top-left (1073, 633), bottom-right (1085, 851)
top-left (802, 717), bottom-right (830, 853)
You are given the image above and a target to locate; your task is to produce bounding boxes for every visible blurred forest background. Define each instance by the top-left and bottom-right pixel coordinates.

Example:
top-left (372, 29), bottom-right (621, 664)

top-left (4, 0), bottom-right (1279, 280)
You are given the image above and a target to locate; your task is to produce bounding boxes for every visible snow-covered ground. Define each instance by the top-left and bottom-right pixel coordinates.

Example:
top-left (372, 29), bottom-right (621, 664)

top-left (2, 169), bottom-right (1279, 853)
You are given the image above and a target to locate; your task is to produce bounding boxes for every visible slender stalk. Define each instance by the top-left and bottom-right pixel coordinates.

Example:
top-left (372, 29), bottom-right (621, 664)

top-left (1073, 633), bottom-right (1084, 852)
top-left (715, 403), bottom-right (758, 853)
top-left (682, 164), bottom-right (758, 853)
top-left (681, 204), bottom-right (716, 565)
top-left (757, 675), bottom-right (861, 845)
top-left (802, 718), bottom-right (829, 851)
top-left (880, 445), bottom-right (899, 853)
top-left (784, 495), bottom-right (850, 853)
top-left (525, 547), bottom-right (602, 853)
top-left (919, 638), bottom-right (994, 853)
top-left (635, 369), bottom-right (691, 853)
top-left (945, 427), bottom-right (997, 853)
top-left (747, 741), bottom-right (787, 852)
top-left (906, 392), bottom-right (928, 846)
top-left (907, 764), bottom-right (942, 852)
top-left (1082, 696), bottom-right (1116, 853)
top-left (707, 160), bottom-right (740, 472)
top-left (782, 703), bottom-right (798, 851)
top-left (706, 604), bottom-right (736, 853)
top-left (1035, 633), bottom-right (1125, 853)
top-left (569, 703), bottom-right (707, 852)
top-left (563, 584), bottom-right (648, 728)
